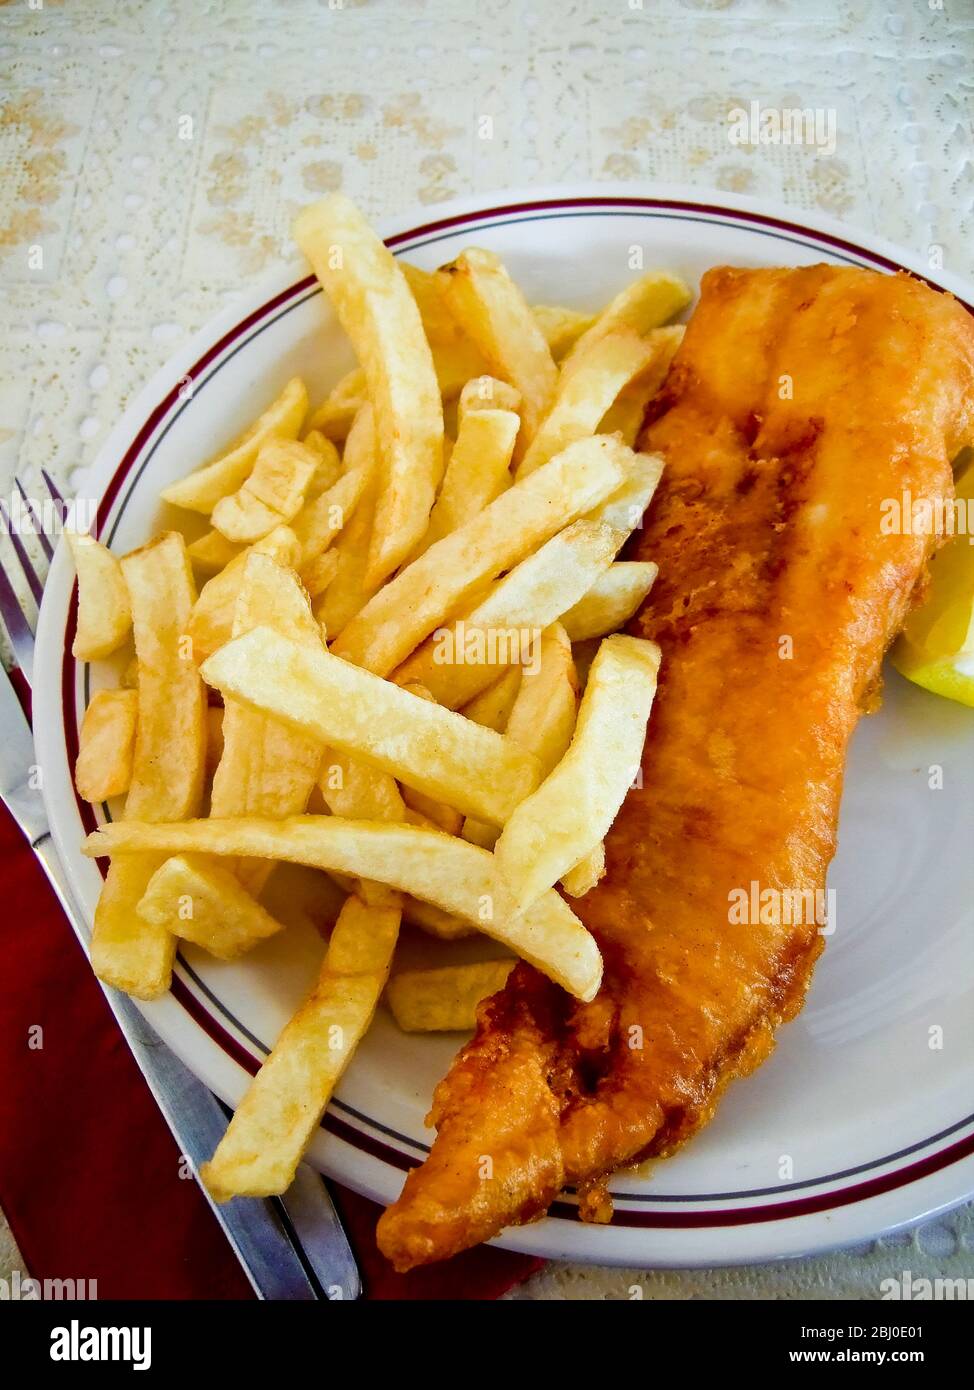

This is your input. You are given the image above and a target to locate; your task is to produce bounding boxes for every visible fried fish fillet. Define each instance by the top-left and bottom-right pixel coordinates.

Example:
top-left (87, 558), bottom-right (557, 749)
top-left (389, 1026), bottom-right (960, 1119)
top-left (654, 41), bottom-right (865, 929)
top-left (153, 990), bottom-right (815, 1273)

top-left (378, 266), bottom-right (974, 1270)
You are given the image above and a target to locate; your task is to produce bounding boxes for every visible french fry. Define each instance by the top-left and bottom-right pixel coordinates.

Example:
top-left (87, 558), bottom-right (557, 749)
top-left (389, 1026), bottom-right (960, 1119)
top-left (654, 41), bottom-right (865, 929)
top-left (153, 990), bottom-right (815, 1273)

top-left (415, 407), bottom-right (519, 554)
top-left (301, 548), bottom-right (339, 601)
top-left (211, 438), bottom-right (319, 544)
top-left (561, 842), bottom-right (606, 898)
top-left (201, 893), bottom-right (401, 1198)
top-left (561, 271), bottom-right (690, 369)
top-left (138, 854), bottom-right (284, 959)
top-left (387, 960), bottom-right (515, 1032)
top-left (65, 529), bottom-right (132, 661)
top-left (598, 325), bottom-right (684, 445)
top-left (307, 365), bottom-right (363, 440)
top-left (516, 331), bottom-right (661, 478)
top-left (400, 261), bottom-right (463, 344)
top-left (560, 561), bottom-right (659, 642)
top-left (75, 688), bottom-right (138, 802)
top-left (505, 623), bottom-right (577, 777)
top-left (187, 529), bottom-right (242, 574)
top-left (437, 247), bottom-right (558, 446)
top-left (458, 667), bottom-right (522, 848)
top-left (505, 622), bottom-right (580, 872)
top-left (394, 517), bottom-right (622, 707)
top-left (90, 533), bottom-right (207, 999)
top-left (460, 666), bottom-right (522, 732)
top-left (494, 634), bottom-right (660, 913)
top-left (293, 195), bottom-right (444, 586)
top-left (161, 377), bottom-right (308, 514)
top-left (301, 430), bottom-right (342, 496)
top-left (387, 684), bottom-right (464, 837)
top-left (531, 304), bottom-right (596, 360)
top-left (292, 402), bottom-right (377, 567)
top-left (318, 742), bottom-right (410, 910)
top-left (209, 553), bottom-right (325, 894)
top-left (585, 451), bottom-right (664, 535)
top-left (458, 375), bottom-right (522, 420)
top-left (201, 627), bottom-right (542, 825)
top-left (332, 435), bottom-right (628, 677)
top-left (83, 816), bottom-right (603, 1001)
top-left (314, 407), bottom-right (383, 636)
top-left (401, 895), bottom-right (474, 940)
top-left (319, 749), bottom-right (404, 821)
top-left (187, 525), bottom-right (299, 663)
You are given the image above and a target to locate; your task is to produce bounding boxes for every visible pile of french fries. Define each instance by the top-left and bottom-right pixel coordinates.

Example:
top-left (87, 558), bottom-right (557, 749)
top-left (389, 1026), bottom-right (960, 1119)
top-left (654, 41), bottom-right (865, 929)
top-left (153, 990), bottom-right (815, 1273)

top-left (69, 194), bottom-right (687, 1202)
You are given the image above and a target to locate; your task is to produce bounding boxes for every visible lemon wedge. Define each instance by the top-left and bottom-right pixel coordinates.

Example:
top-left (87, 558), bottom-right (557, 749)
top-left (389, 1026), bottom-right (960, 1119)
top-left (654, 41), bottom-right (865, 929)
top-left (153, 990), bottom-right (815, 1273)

top-left (891, 456), bottom-right (974, 707)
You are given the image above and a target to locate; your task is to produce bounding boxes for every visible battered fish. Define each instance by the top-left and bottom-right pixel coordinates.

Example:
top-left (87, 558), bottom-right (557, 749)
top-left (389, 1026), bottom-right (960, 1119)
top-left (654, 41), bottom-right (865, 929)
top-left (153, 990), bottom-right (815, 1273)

top-left (378, 266), bottom-right (974, 1270)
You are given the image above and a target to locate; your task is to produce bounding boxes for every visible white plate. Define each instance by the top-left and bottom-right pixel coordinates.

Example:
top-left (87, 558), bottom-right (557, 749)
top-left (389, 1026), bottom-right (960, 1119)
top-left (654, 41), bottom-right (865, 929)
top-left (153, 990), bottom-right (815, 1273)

top-left (34, 184), bottom-right (974, 1269)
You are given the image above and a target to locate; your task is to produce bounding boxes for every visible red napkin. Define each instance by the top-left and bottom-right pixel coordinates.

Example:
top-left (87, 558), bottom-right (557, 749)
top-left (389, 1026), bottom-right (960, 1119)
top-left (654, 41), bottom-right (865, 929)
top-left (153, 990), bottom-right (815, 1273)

top-left (0, 805), bottom-right (542, 1299)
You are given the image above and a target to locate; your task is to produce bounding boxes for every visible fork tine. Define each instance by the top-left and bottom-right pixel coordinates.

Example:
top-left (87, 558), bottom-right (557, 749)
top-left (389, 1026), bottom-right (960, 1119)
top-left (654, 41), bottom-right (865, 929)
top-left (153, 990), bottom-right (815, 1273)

top-left (0, 563), bottom-right (36, 681)
top-left (16, 478), bottom-right (54, 561)
top-left (0, 501), bottom-right (44, 605)
top-left (41, 469), bottom-right (65, 509)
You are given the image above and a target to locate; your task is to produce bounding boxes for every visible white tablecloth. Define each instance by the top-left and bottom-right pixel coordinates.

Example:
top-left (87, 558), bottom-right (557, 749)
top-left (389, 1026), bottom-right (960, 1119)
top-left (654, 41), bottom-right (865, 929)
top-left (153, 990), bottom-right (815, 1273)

top-left (1, 0), bottom-right (972, 1298)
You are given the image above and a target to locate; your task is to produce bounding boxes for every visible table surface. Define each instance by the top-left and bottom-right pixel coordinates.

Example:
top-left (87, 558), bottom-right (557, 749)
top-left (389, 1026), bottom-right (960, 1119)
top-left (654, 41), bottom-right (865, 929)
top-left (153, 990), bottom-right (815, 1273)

top-left (1, 0), bottom-right (972, 1299)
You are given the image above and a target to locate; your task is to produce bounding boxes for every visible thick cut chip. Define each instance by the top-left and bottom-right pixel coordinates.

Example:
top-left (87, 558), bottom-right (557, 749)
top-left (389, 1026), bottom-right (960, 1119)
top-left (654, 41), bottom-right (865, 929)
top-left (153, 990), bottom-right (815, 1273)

top-left (307, 366), bottom-right (363, 440)
top-left (301, 430), bottom-right (343, 495)
top-left (138, 854), bottom-right (284, 959)
top-left (458, 375), bottom-right (522, 420)
top-left (187, 530), bottom-right (243, 574)
top-left (293, 406), bottom-right (377, 568)
top-left (599, 325), bottom-right (684, 445)
top-left (394, 517), bottom-right (622, 707)
top-left (437, 247), bottom-right (558, 445)
top-left (211, 438), bottom-right (319, 544)
top-left (90, 532), bottom-right (206, 999)
top-left (459, 666), bottom-right (522, 732)
top-left (201, 627), bottom-right (542, 826)
top-left (516, 331), bottom-right (661, 478)
top-left (319, 749), bottom-right (405, 822)
top-left (560, 561), bottom-right (659, 642)
top-left (505, 623), bottom-right (577, 777)
top-left (65, 529), bottom-right (132, 661)
top-left (315, 407), bottom-right (384, 637)
top-left (209, 553), bottom-right (325, 893)
top-left (293, 195), bottom-right (444, 586)
top-left (402, 895), bottom-right (475, 941)
top-left (530, 304), bottom-right (596, 360)
top-left (161, 378), bottom-right (308, 514)
top-left (400, 261), bottom-right (463, 344)
top-left (561, 842), bottom-right (606, 898)
top-left (201, 894), bottom-right (401, 1198)
top-left (187, 526), bottom-right (299, 663)
top-left (84, 816), bottom-right (603, 1001)
top-left (561, 271), bottom-right (690, 369)
top-left (332, 435), bottom-right (628, 677)
top-left (584, 451), bottom-right (664, 535)
top-left (301, 549), bottom-right (339, 601)
top-left (494, 633), bottom-right (660, 912)
top-left (387, 960), bottom-right (515, 1032)
top-left (75, 688), bottom-right (139, 802)
top-left (416, 407), bottom-right (519, 553)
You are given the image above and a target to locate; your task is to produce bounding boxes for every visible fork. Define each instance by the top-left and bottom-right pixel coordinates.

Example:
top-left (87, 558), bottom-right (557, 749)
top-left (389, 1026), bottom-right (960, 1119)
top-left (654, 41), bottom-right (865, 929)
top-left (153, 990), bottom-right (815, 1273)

top-left (0, 471), bottom-right (361, 1301)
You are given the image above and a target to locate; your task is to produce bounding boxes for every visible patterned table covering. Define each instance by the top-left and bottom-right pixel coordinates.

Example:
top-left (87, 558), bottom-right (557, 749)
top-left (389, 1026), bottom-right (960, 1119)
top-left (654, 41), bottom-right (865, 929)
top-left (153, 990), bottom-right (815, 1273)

top-left (1, 0), bottom-right (972, 1298)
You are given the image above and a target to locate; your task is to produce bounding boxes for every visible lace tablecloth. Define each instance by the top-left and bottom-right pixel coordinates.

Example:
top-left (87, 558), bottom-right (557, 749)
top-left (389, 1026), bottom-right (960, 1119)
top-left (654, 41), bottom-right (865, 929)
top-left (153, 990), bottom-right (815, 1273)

top-left (1, 0), bottom-right (972, 1299)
